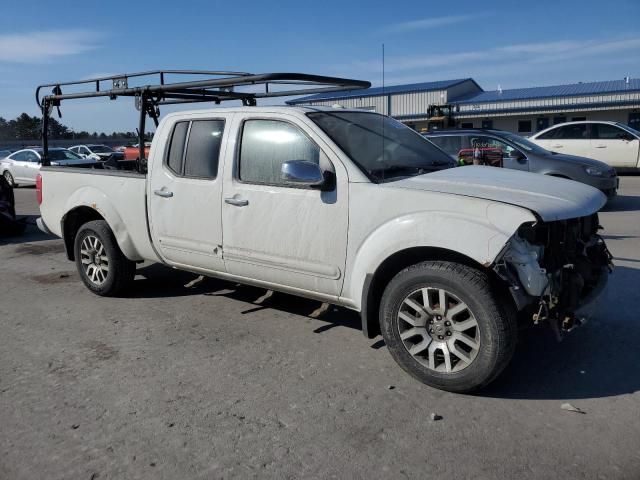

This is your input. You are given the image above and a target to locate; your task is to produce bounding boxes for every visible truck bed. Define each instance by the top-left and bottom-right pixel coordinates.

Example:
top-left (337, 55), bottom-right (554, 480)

top-left (38, 167), bottom-right (158, 262)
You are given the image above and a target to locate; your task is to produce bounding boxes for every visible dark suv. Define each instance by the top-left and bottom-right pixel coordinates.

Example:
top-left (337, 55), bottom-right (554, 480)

top-left (424, 129), bottom-right (618, 197)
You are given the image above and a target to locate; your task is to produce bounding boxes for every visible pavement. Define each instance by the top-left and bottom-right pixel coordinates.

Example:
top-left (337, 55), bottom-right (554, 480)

top-left (1, 178), bottom-right (640, 480)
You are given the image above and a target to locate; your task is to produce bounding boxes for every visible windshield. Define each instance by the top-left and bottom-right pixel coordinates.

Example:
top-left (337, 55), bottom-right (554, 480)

top-left (501, 133), bottom-right (550, 154)
top-left (48, 149), bottom-right (83, 160)
top-left (90, 145), bottom-right (113, 153)
top-left (616, 123), bottom-right (640, 137)
top-left (307, 111), bottom-right (456, 182)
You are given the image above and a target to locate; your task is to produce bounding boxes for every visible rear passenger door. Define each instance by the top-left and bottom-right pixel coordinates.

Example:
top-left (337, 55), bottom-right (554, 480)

top-left (540, 124), bottom-right (591, 158)
top-left (148, 116), bottom-right (229, 272)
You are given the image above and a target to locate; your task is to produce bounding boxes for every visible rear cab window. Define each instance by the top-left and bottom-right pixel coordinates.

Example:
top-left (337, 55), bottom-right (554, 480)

top-left (166, 119), bottom-right (225, 179)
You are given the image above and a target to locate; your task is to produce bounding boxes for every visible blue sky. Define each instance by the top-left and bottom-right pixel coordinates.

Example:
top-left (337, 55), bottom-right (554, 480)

top-left (1, 0), bottom-right (639, 132)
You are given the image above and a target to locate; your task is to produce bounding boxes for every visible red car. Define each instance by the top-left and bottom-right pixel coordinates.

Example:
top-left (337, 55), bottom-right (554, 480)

top-left (123, 143), bottom-right (151, 161)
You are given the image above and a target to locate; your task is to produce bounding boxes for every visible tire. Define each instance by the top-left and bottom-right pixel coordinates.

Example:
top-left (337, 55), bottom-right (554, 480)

top-left (73, 220), bottom-right (136, 296)
top-left (380, 261), bottom-right (517, 393)
top-left (3, 170), bottom-right (17, 188)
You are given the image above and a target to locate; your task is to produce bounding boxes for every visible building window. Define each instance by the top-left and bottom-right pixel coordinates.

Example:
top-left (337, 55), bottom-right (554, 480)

top-left (481, 120), bottom-right (493, 129)
top-left (553, 116), bottom-right (567, 125)
top-left (536, 118), bottom-right (549, 131)
top-left (518, 120), bottom-right (532, 133)
top-left (461, 122), bottom-right (474, 129)
top-left (571, 116), bottom-right (587, 122)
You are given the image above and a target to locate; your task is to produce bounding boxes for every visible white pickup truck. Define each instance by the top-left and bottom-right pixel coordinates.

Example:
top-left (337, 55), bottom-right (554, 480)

top-left (37, 106), bottom-right (612, 392)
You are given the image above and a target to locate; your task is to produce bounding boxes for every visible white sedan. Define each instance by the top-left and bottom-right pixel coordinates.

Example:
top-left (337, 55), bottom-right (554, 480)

top-left (530, 121), bottom-right (640, 169)
top-left (1, 148), bottom-right (95, 187)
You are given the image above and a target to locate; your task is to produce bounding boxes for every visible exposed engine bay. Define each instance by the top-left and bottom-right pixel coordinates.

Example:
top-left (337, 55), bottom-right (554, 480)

top-left (495, 213), bottom-right (613, 337)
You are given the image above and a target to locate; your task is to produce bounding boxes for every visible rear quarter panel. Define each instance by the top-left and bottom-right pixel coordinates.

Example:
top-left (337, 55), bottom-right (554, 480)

top-left (39, 168), bottom-right (158, 262)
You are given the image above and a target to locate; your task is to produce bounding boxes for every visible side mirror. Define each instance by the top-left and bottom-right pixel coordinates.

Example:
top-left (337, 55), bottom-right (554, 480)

top-left (509, 149), bottom-right (526, 161)
top-left (619, 133), bottom-right (634, 141)
top-left (281, 160), bottom-right (324, 187)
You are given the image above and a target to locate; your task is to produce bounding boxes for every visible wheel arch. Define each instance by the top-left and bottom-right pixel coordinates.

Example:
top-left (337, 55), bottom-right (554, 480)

top-left (360, 247), bottom-right (490, 339)
top-left (61, 206), bottom-right (105, 260)
top-left (61, 193), bottom-right (143, 262)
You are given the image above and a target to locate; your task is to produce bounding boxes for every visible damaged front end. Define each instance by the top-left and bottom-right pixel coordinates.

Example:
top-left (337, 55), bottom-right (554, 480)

top-left (494, 213), bottom-right (613, 338)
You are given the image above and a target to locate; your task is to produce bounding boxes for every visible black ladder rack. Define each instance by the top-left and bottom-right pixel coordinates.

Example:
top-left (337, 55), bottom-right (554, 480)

top-left (36, 70), bottom-right (371, 170)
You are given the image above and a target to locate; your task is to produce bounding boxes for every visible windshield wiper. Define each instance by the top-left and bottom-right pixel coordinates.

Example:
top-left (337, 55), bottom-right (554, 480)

top-left (370, 164), bottom-right (446, 182)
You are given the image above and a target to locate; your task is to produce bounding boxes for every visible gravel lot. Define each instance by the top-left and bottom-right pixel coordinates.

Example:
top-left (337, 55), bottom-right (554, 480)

top-left (2, 178), bottom-right (640, 480)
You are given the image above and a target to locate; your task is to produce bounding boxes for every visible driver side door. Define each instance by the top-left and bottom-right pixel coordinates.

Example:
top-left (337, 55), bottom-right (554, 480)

top-left (221, 113), bottom-right (349, 298)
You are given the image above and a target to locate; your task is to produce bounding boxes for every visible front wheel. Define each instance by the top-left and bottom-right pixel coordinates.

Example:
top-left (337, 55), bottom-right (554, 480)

top-left (380, 261), bottom-right (517, 393)
top-left (74, 220), bottom-right (136, 296)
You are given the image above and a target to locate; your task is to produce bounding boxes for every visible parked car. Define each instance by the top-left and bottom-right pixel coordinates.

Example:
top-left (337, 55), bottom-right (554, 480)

top-left (123, 142), bottom-right (151, 161)
top-left (425, 129), bottom-right (618, 197)
top-left (529, 121), bottom-right (640, 169)
top-left (37, 107), bottom-right (612, 393)
top-left (69, 144), bottom-right (124, 161)
top-left (1, 148), bottom-right (96, 187)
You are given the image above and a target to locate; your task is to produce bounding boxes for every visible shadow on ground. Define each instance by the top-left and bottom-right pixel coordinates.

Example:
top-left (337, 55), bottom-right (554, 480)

top-left (0, 216), bottom-right (56, 246)
top-left (130, 263), bottom-right (362, 331)
top-left (484, 264), bottom-right (640, 400)
top-left (601, 194), bottom-right (640, 212)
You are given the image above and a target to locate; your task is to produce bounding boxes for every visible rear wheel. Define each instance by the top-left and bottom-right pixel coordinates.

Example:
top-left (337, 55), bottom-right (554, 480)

top-left (3, 171), bottom-right (17, 187)
top-left (380, 261), bottom-right (517, 393)
top-left (74, 220), bottom-right (135, 296)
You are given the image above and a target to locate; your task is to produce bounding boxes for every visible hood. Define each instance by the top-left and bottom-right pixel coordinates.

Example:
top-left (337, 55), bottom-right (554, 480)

top-left (387, 166), bottom-right (606, 221)
top-left (543, 152), bottom-right (615, 171)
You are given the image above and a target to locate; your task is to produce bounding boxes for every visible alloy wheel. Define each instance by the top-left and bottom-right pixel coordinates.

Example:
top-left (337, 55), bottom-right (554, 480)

top-left (80, 235), bottom-right (109, 285)
top-left (396, 287), bottom-right (481, 373)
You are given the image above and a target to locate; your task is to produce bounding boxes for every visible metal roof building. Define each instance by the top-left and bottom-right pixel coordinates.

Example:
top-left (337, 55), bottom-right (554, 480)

top-left (289, 77), bottom-right (640, 134)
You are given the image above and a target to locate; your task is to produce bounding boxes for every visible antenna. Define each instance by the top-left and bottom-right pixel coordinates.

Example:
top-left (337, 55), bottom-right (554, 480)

top-left (382, 43), bottom-right (385, 181)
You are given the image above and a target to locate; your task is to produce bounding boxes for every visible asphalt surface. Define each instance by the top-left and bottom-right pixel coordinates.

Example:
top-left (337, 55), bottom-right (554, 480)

top-left (2, 178), bottom-right (640, 479)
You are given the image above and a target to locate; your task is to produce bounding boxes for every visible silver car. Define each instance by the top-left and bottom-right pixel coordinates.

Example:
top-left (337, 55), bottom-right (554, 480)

top-left (425, 129), bottom-right (619, 197)
top-left (1, 148), bottom-right (95, 187)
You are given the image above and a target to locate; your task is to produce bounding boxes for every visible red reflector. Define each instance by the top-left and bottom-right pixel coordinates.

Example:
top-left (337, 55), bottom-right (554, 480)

top-left (36, 174), bottom-right (43, 205)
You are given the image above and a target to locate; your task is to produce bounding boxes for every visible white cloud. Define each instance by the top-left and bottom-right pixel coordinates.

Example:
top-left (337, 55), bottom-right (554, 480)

top-left (351, 35), bottom-right (640, 74)
top-left (0, 30), bottom-right (100, 63)
top-left (381, 14), bottom-right (483, 34)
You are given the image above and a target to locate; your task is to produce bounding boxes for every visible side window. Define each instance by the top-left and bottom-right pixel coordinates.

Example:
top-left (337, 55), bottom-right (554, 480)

top-left (458, 136), bottom-right (509, 167)
top-left (592, 124), bottom-right (626, 140)
top-left (166, 120), bottom-right (224, 179)
top-left (239, 119), bottom-right (320, 186)
top-left (555, 124), bottom-right (588, 139)
top-left (11, 151), bottom-right (27, 161)
top-left (26, 151), bottom-right (40, 162)
top-left (428, 136), bottom-right (462, 159)
top-left (536, 127), bottom-right (559, 140)
top-left (166, 121), bottom-right (189, 175)
top-left (183, 120), bottom-right (224, 178)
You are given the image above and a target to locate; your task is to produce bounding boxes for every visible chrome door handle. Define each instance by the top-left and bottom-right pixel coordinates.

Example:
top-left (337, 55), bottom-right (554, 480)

top-left (595, 145), bottom-right (607, 148)
top-left (153, 189), bottom-right (173, 198)
top-left (551, 144), bottom-right (563, 148)
top-left (225, 196), bottom-right (249, 207)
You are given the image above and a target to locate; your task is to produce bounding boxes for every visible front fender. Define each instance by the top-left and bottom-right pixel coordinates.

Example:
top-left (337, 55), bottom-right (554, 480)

top-left (341, 201), bottom-right (537, 310)
top-left (63, 186), bottom-right (143, 261)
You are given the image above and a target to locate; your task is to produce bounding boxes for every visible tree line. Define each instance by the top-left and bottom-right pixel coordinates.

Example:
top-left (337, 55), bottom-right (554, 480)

top-left (0, 113), bottom-right (139, 141)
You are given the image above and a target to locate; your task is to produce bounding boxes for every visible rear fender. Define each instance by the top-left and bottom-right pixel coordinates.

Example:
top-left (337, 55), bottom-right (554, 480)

top-left (63, 186), bottom-right (142, 261)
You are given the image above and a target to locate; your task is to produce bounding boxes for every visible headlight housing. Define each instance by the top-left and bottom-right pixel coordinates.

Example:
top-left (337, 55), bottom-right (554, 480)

top-left (584, 166), bottom-right (605, 177)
